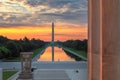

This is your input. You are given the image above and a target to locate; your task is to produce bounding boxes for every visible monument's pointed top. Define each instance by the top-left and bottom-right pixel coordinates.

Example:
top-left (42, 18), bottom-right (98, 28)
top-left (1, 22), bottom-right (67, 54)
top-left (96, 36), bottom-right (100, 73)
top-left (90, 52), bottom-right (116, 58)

top-left (51, 16), bottom-right (56, 23)
top-left (52, 22), bottom-right (54, 24)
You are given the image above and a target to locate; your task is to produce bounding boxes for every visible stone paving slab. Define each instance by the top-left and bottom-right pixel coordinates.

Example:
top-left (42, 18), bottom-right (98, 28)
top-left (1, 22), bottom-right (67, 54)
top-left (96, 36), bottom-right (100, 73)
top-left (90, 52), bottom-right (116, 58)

top-left (7, 69), bottom-right (87, 80)
top-left (34, 70), bottom-right (71, 80)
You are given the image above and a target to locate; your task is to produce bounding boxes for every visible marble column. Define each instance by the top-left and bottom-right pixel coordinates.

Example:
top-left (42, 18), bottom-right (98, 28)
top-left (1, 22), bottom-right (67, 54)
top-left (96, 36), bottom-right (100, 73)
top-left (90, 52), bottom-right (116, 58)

top-left (88, 0), bottom-right (101, 80)
top-left (0, 68), bottom-right (2, 80)
top-left (88, 0), bottom-right (120, 80)
top-left (102, 1), bottom-right (120, 80)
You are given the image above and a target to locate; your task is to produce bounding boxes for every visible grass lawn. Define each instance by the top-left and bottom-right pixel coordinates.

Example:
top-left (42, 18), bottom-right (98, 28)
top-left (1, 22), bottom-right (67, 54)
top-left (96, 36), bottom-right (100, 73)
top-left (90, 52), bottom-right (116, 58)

top-left (3, 71), bottom-right (18, 80)
top-left (3, 57), bottom-right (20, 62)
top-left (67, 48), bottom-right (87, 58)
top-left (62, 46), bottom-right (87, 58)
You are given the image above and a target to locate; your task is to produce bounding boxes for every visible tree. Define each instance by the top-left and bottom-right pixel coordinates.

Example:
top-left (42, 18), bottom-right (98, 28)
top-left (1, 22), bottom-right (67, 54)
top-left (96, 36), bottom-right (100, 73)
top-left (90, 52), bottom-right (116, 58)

top-left (23, 36), bottom-right (29, 42)
top-left (0, 36), bottom-right (9, 45)
top-left (6, 41), bottom-right (20, 57)
top-left (0, 46), bottom-right (11, 59)
top-left (0, 36), bottom-right (46, 59)
top-left (63, 39), bottom-right (88, 52)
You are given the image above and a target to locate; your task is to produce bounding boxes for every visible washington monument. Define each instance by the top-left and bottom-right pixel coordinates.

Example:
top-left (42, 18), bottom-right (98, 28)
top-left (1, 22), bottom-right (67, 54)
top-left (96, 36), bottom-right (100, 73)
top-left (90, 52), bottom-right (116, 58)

top-left (52, 22), bottom-right (54, 62)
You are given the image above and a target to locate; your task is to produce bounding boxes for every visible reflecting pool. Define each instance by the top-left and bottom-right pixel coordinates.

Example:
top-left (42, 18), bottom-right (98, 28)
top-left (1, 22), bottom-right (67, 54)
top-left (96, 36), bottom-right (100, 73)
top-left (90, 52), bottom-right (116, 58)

top-left (37, 47), bottom-right (76, 61)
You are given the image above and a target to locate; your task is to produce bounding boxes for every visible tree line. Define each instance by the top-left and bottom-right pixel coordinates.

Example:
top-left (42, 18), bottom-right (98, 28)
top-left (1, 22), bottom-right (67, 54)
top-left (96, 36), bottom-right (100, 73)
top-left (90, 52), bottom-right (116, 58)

top-left (0, 36), bottom-right (46, 60)
top-left (61, 39), bottom-right (87, 52)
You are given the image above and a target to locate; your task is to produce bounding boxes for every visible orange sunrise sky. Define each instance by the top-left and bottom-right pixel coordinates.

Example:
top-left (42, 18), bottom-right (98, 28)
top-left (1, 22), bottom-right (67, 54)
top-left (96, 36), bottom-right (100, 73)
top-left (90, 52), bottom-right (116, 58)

top-left (0, 0), bottom-right (88, 41)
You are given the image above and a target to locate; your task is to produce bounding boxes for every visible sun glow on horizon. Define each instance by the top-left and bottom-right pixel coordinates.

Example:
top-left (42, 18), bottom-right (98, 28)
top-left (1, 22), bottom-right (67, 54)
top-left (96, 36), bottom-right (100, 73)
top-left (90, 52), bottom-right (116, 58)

top-left (0, 23), bottom-right (87, 41)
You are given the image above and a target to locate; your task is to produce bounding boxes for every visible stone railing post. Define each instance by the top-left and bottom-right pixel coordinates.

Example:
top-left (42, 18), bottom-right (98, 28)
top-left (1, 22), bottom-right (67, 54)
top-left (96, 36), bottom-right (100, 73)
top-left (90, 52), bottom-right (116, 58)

top-left (17, 52), bottom-right (33, 80)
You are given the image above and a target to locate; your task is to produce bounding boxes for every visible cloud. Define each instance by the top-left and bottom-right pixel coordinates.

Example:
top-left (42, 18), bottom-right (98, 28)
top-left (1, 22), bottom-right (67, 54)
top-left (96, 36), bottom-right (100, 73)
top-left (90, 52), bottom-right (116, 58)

top-left (26, 0), bottom-right (87, 9)
top-left (26, 0), bottom-right (47, 7)
top-left (0, 0), bottom-right (88, 27)
top-left (42, 10), bottom-right (87, 25)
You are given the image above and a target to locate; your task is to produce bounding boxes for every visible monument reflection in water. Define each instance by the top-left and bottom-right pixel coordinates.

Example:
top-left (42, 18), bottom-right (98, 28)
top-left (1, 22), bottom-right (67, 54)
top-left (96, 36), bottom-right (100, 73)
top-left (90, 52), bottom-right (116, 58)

top-left (37, 47), bottom-right (75, 61)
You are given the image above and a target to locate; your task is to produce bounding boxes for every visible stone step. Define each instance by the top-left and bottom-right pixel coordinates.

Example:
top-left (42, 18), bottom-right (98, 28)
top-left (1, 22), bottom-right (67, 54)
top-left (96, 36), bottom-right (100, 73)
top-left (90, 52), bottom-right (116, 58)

top-left (34, 70), bottom-right (71, 80)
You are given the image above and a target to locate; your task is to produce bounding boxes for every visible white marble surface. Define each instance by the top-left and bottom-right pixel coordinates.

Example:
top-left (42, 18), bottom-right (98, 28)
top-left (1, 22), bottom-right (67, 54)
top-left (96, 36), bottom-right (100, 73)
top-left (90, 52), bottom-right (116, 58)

top-left (66, 69), bottom-right (87, 80)
top-left (8, 69), bottom-right (87, 80)
top-left (33, 69), bottom-right (87, 80)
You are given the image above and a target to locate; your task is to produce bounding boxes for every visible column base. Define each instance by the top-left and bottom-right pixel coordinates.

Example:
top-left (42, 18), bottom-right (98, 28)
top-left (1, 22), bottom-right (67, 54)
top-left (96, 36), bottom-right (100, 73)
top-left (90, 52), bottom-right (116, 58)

top-left (17, 72), bottom-right (33, 80)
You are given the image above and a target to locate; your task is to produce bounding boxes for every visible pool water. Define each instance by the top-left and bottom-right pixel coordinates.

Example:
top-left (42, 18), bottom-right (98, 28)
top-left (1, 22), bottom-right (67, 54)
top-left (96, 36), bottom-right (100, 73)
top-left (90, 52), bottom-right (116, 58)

top-left (37, 47), bottom-right (75, 61)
